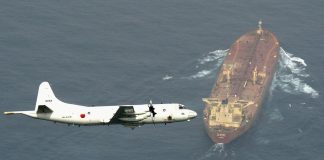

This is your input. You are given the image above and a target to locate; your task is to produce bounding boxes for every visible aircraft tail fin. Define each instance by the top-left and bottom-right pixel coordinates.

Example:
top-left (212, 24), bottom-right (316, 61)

top-left (4, 82), bottom-right (58, 116)
top-left (35, 82), bottom-right (60, 112)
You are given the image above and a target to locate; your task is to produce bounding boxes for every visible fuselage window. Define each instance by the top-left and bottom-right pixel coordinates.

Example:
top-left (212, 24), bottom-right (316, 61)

top-left (179, 105), bottom-right (185, 109)
top-left (163, 109), bottom-right (166, 112)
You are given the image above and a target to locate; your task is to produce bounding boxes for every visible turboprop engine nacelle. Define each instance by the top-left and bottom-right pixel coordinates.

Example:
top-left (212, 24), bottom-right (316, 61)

top-left (118, 112), bottom-right (151, 122)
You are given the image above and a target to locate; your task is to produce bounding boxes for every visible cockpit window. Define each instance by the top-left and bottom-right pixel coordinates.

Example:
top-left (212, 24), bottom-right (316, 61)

top-left (179, 104), bottom-right (185, 109)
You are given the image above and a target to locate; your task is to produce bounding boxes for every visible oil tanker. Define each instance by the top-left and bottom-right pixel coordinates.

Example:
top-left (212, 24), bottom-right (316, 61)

top-left (203, 21), bottom-right (280, 144)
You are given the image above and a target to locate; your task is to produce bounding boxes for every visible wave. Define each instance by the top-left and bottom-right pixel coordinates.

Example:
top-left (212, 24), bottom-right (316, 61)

top-left (197, 143), bottom-right (227, 160)
top-left (187, 70), bottom-right (213, 79)
top-left (268, 108), bottom-right (284, 122)
top-left (185, 49), bottom-right (228, 79)
top-left (273, 47), bottom-right (319, 98)
top-left (162, 75), bottom-right (173, 80)
top-left (198, 49), bottom-right (229, 65)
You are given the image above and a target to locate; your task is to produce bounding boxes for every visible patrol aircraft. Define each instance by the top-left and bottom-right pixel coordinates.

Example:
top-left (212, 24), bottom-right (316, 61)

top-left (4, 82), bottom-right (197, 128)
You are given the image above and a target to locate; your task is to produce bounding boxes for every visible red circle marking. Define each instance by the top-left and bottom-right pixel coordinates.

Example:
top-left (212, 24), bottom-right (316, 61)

top-left (80, 114), bottom-right (85, 118)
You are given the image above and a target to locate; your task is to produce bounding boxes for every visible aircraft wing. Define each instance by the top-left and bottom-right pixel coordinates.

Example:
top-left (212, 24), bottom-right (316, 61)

top-left (110, 105), bottom-right (150, 123)
top-left (110, 106), bottom-right (135, 122)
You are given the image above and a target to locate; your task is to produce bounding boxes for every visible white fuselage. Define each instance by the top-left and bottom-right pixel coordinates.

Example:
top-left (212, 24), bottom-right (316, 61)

top-left (32, 103), bottom-right (196, 125)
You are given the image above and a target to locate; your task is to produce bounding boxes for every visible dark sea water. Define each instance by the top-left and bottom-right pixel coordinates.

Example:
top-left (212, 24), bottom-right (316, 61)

top-left (1, 0), bottom-right (323, 160)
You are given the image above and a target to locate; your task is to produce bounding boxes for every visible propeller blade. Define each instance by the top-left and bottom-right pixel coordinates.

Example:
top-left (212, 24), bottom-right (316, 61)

top-left (148, 100), bottom-right (157, 117)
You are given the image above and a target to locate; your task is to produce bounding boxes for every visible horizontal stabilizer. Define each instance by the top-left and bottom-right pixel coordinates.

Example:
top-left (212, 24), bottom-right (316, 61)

top-left (3, 111), bottom-right (36, 117)
top-left (4, 112), bottom-right (16, 115)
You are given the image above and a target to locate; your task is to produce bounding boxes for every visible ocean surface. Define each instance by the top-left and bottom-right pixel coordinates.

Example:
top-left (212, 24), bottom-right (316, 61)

top-left (1, 1), bottom-right (323, 160)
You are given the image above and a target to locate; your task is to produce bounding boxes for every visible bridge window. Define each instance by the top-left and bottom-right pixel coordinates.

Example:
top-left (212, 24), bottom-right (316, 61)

top-left (221, 98), bottom-right (228, 105)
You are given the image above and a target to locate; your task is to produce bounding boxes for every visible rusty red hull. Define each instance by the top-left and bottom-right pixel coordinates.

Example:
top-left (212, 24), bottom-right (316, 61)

top-left (203, 26), bottom-right (280, 144)
top-left (204, 118), bottom-right (251, 144)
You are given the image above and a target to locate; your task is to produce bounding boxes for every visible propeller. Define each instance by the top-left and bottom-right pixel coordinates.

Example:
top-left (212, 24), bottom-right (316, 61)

top-left (148, 100), bottom-right (157, 117)
top-left (148, 100), bottom-right (157, 126)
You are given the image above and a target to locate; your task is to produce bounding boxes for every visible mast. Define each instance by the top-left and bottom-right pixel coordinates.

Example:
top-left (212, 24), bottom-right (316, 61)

top-left (257, 20), bottom-right (263, 34)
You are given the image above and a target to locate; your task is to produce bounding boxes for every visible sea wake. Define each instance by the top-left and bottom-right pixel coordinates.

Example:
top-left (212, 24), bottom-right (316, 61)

top-left (185, 49), bottom-right (228, 80)
top-left (198, 49), bottom-right (229, 65)
top-left (162, 75), bottom-right (173, 80)
top-left (161, 49), bottom-right (228, 80)
top-left (273, 47), bottom-right (319, 98)
top-left (197, 143), bottom-right (231, 160)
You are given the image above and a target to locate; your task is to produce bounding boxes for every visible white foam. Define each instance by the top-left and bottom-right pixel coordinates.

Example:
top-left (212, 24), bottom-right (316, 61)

top-left (272, 47), bottom-right (319, 98)
top-left (279, 48), bottom-right (308, 77)
top-left (198, 49), bottom-right (228, 65)
top-left (197, 143), bottom-right (226, 160)
top-left (162, 75), bottom-right (173, 80)
top-left (268, 108), bottom-right (284, 122)
top-left (188, 70), bottom-right (213, 79)
top-left (184, 49), bottom-right (227, 80)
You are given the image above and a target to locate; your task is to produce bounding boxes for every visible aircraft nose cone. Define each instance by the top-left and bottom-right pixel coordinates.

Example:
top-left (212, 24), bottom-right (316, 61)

top-left (188, 110), bottom-right (197, 119)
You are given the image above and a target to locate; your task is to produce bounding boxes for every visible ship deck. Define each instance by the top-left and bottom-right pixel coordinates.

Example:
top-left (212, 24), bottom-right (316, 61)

top-left (203, 25), bottom-right (280, 143)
